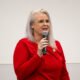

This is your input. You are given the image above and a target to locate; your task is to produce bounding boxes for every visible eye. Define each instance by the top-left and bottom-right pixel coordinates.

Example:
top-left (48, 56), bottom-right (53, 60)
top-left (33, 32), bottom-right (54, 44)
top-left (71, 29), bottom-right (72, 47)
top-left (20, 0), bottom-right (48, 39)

top-left (38, 20), bottom-right (44, 23)
top-left (38, 19), bottom-right (49, 23)
top-left (46, 19), bottom-right (49, 23)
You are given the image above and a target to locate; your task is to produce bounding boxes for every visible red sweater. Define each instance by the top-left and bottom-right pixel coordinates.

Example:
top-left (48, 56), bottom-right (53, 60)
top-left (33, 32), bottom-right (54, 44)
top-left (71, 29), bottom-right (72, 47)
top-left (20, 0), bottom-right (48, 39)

top-left (13, 38), bottom-right (70, 80)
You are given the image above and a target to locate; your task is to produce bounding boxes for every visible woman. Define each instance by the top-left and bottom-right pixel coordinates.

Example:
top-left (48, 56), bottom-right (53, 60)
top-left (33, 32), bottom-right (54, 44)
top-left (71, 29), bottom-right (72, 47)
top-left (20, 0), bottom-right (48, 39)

top-left (13, 9), bottom-right (70, 80)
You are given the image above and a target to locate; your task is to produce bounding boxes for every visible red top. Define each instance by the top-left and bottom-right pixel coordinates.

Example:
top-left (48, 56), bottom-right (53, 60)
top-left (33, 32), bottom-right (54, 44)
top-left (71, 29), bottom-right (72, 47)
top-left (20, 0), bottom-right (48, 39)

top-left (13, 38), bottom-right (70, 80)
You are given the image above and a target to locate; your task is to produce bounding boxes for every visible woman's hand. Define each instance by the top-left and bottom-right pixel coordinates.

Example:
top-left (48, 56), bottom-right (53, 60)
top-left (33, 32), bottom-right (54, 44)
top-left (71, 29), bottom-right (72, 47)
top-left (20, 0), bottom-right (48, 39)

top-left (37, 38), bottom-right (49, 57)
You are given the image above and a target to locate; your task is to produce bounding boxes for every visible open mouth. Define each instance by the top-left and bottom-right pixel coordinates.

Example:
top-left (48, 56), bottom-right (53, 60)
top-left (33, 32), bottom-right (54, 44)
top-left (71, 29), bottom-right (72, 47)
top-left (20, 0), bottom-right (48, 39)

top-left (42, 28), bottom-right (48, 30)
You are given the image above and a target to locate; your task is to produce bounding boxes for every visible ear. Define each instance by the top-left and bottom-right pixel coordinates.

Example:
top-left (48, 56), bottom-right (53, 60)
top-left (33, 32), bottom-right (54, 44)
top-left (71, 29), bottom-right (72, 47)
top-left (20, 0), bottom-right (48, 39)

top-left (31, 22), bottom-right (35, 29)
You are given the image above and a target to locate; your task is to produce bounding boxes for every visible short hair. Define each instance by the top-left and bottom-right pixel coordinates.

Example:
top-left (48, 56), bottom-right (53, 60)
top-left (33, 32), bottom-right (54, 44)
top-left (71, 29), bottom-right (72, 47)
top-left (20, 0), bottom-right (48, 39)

top-left (26, 9), bottom-right (56, 48)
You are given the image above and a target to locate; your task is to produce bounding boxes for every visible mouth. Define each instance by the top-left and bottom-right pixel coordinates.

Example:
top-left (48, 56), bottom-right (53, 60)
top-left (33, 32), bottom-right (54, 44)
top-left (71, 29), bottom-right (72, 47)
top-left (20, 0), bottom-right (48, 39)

top-left (42, 27), bottom-right (48, 30)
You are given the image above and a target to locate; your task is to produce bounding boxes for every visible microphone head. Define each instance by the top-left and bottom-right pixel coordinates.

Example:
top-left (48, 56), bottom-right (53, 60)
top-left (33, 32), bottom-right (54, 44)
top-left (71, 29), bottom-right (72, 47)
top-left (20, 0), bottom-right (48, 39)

top-left (42, 31), bottom-right (49, 38)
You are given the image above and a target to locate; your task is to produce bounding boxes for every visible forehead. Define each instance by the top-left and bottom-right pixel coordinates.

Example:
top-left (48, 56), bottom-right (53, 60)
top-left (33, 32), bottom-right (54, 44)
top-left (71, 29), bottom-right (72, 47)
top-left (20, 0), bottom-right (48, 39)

top-left (33, 12), bottom-right (49, 20)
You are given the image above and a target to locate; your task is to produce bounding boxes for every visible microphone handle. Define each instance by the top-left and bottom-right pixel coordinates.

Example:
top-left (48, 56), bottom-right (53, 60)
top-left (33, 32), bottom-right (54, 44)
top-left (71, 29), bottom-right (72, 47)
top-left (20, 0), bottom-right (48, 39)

top-left (42, 47), bottom-right (46, 55)
top-left (42, 31), bottom-right (48, 55)
top-left (42, 36), bottom-right (48, 55)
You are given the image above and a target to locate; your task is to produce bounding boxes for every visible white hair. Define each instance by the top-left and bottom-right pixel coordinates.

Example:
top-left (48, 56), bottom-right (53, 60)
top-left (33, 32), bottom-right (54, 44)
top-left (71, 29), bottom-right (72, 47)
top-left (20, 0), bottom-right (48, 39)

top-left (26, 9), bottom-right (56, 48)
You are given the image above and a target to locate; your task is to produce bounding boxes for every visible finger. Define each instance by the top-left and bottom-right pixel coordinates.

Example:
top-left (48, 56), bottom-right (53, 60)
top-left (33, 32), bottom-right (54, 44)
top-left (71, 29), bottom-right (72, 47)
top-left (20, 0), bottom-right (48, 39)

top-left (40, 41), bottom-right (48, 47)
top-left (41, 37), bottom-right (48, 41)
top-left (40, 39), bottom-right (48, 43)
top-left (42, 45), bottom-right (48, 49)
top-left (39, 42), bottom-right (48, 48)
top-left (42, 37), bottom-right (48, 40)
top-left (42, 43), bottom-right (49, 45)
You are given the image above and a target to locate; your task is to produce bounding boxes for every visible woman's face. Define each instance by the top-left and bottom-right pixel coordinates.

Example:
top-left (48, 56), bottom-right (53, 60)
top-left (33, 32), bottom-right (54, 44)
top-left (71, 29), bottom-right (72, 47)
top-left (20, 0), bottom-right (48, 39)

top-left (32, 12), bottom-right (50, 36)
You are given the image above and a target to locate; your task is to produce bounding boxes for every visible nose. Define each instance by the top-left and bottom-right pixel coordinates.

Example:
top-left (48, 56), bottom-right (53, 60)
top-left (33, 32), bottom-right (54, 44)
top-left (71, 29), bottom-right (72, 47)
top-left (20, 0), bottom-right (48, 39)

top-left (43, 20), bottom-right (48, 25)
top-left (43, 22), bottom-right (47, 25)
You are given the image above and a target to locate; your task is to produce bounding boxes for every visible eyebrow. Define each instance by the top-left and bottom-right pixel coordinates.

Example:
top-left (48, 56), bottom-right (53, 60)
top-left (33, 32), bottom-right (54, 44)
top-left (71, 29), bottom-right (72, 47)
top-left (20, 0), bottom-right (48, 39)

top-left (38, 19), bottom-right (49, 22)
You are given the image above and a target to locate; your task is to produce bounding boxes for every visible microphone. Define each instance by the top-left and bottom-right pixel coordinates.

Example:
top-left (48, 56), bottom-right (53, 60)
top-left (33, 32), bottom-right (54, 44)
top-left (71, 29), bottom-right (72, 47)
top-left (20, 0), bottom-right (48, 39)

top-left (42, 31), bottom-right (49, 55)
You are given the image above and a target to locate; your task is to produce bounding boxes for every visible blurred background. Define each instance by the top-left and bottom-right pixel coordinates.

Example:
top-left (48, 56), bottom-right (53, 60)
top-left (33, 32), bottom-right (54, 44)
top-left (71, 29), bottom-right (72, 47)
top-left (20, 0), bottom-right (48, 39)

top-left (0, 0), bottom-right (80, 79)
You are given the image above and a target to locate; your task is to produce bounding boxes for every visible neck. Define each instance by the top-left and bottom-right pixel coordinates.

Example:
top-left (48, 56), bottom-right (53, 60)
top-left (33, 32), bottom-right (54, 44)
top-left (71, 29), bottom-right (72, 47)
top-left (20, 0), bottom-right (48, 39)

top-left (33, 32), bottom-right (42, 43)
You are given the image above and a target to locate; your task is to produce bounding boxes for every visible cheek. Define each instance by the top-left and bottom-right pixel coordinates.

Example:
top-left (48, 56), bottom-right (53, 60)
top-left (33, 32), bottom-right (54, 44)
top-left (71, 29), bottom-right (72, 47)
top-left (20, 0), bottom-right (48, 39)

top-left (36, 24), bottom-right (42, 29)
top-left (32, 24), bottom-right (42, 32)
top-left (33, 25), bottom-right (41, 31)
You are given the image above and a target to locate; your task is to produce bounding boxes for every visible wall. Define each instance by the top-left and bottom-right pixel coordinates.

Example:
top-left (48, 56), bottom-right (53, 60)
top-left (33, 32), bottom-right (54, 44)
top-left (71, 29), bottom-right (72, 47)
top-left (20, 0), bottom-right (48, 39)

top-left (0, 0), bottom-right (80, 64)
top-left (0, 64), bottom-right (80, 80)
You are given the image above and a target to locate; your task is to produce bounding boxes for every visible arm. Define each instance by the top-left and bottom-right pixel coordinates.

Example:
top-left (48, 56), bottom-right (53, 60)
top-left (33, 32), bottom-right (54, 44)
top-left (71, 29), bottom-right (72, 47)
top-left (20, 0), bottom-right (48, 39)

top-left (13, 39), bottom-right (43, 79)
top-left (56, 41), bottom-right (70, 80)
top-left (60, 60), bottom-right (70, 80)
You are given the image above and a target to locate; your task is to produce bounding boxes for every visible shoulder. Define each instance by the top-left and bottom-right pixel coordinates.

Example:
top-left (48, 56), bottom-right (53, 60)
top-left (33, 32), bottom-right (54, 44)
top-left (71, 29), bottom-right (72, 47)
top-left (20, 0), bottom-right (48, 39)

top-left (15, 37), bottom-right (30, 47)
top-left (16, 37), bottom-right (35, 47)
top-left (18, 37), bottom-right (28, 42)
top-left (55, 40), bottom-right (63, 53)
top-left (55, 40), bottom-right (62, 48)
top-left (55, 40), bottom-right (66, 61)
top-left (17, 37), bottom-right (30, 44)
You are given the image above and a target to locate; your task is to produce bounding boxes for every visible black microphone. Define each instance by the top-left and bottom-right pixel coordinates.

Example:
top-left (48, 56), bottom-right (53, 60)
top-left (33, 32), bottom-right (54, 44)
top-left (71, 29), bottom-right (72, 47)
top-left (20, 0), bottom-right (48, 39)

top-left (42, 31), bottom-right (49, 55)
